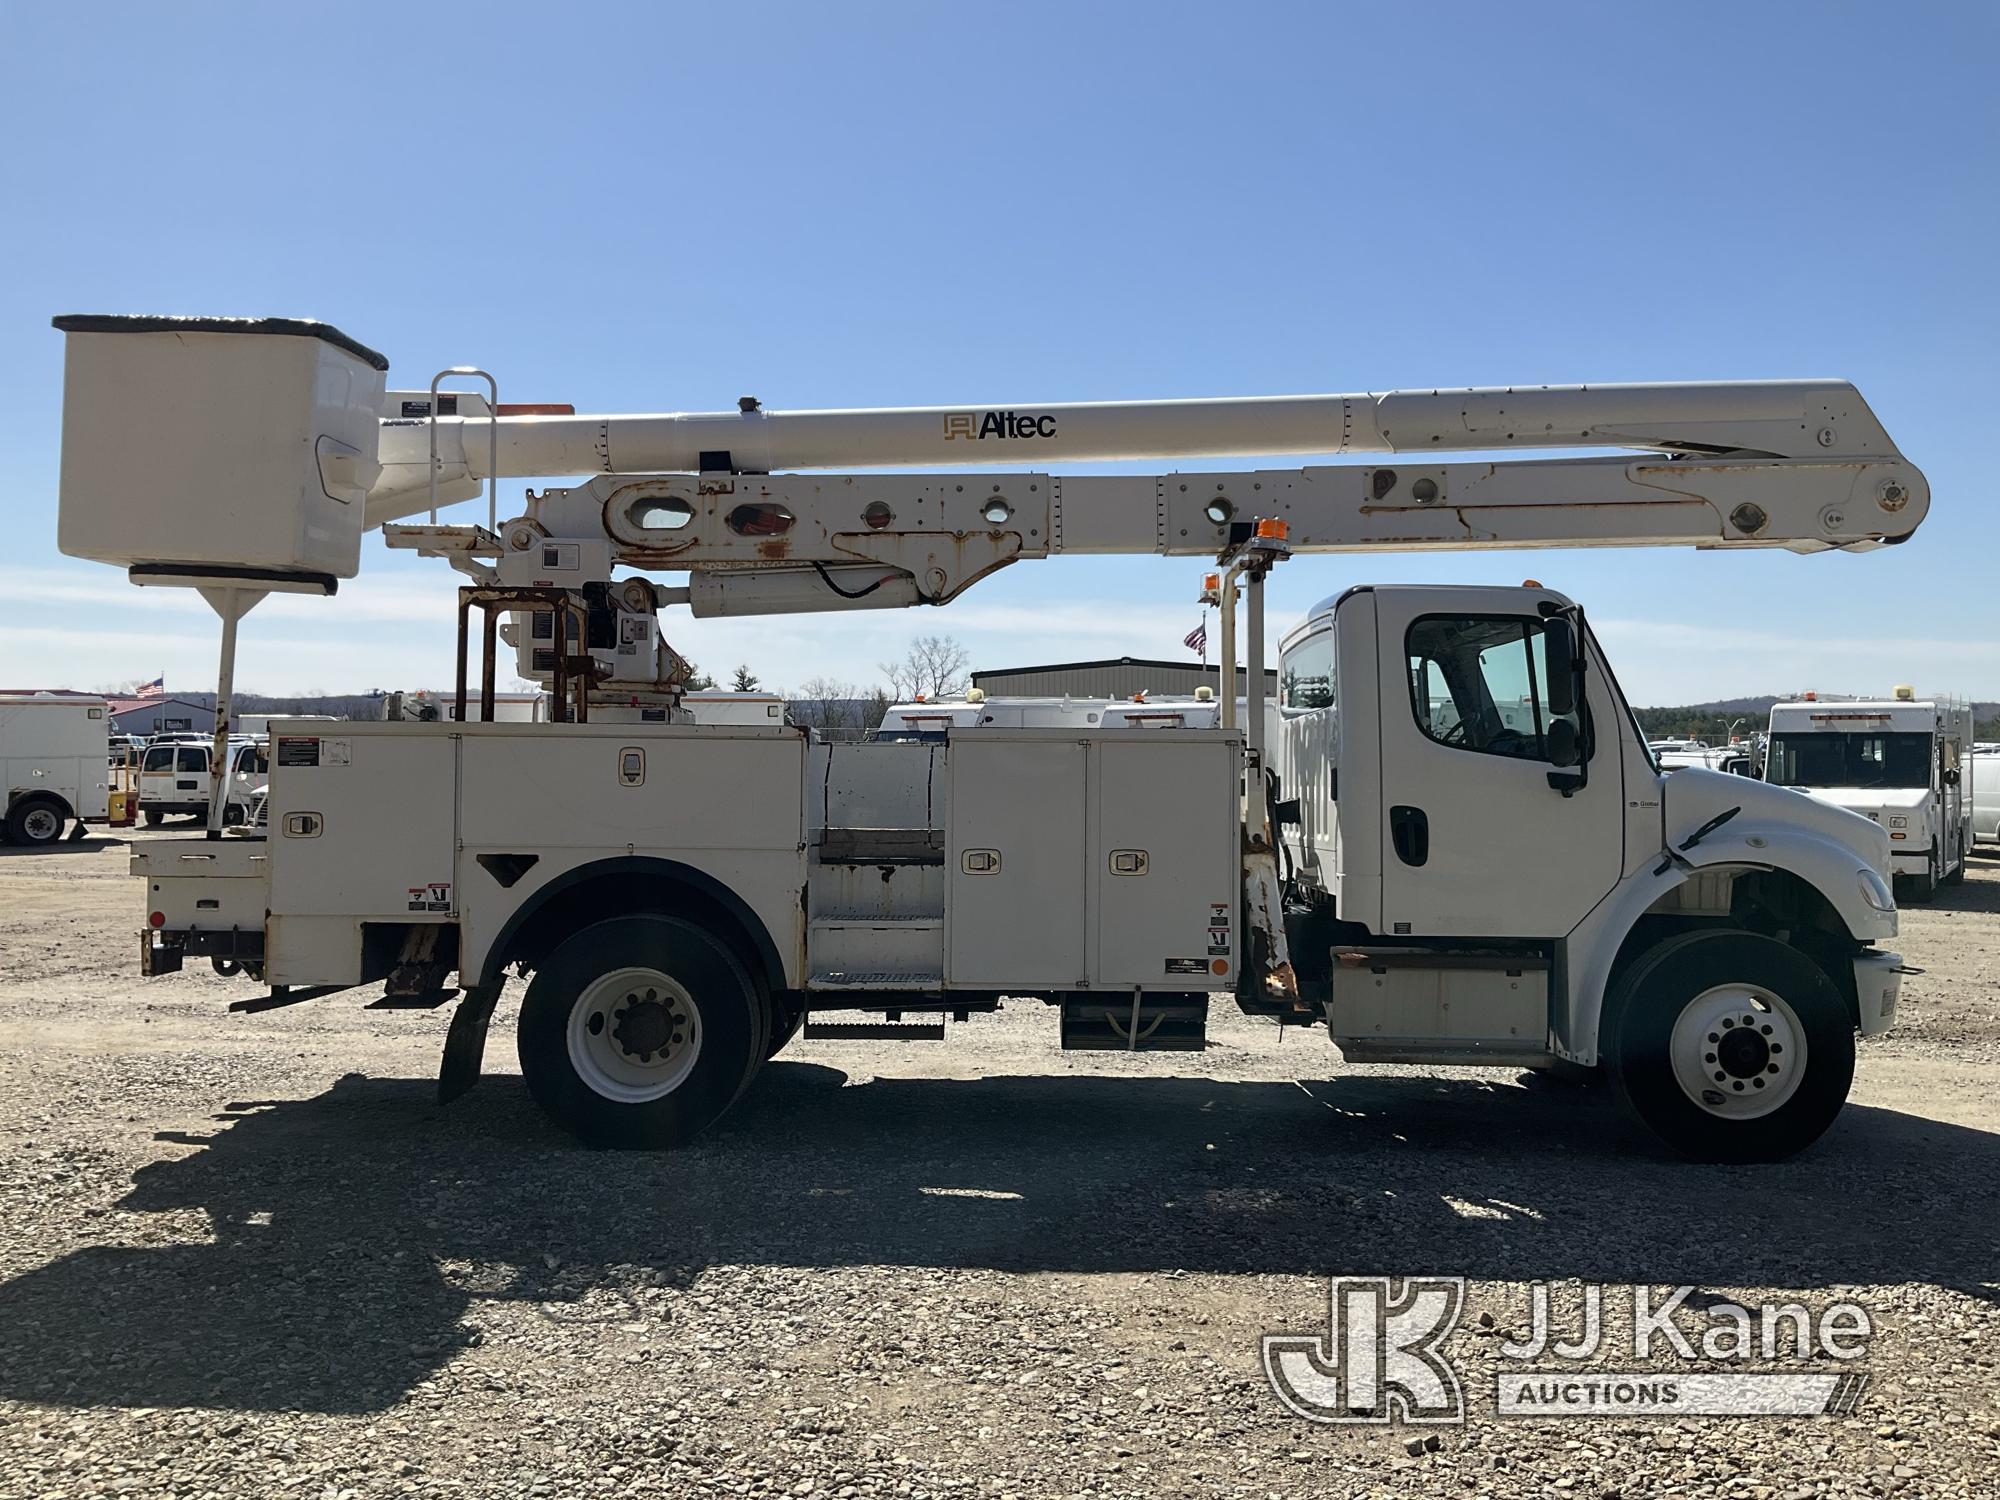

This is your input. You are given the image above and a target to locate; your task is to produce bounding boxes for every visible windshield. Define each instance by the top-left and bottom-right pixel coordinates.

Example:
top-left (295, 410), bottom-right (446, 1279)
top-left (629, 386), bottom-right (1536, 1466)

top-left (1767, 730), bottom-right (1931, 790)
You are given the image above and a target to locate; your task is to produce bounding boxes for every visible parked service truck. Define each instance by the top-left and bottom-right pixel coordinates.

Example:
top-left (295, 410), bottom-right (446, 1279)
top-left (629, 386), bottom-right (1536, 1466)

top-left (50, 313), bottom-right (1931, 1162)
top-left (0, 694), bottom-right (109, 847)
top-left (1764, 690), bottom-right (1973, 901)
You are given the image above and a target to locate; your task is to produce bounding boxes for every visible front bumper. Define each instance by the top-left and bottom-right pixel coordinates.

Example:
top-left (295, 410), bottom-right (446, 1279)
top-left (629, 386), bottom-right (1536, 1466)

top-left (1889, 848), bottom-right (1933, 877)
top-left (1853, 949), bottom-right (1902, 1036)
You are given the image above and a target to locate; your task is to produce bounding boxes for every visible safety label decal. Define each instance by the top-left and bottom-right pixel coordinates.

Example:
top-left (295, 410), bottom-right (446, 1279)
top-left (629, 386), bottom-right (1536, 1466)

top-left (408, 881), bottom-right (452, 913)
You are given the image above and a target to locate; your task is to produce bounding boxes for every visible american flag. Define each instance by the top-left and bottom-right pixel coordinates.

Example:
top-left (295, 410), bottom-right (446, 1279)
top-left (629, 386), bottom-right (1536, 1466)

top-left (135, 676), bottom-right (165, 699)
top-left (1183, 621), bottom-right (1207, 656)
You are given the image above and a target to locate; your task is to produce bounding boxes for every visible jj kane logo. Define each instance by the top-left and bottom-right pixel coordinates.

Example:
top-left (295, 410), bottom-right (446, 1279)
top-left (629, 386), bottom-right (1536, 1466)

top-left (943, 410), bottom-right (1058, 441)
top-left (1262, 1278), bottom-right (1875, 1425)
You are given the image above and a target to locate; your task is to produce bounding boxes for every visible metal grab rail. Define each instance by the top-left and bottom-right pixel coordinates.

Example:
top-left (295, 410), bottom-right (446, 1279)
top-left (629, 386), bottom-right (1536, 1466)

top-left (427, 366), bottom-right (500, 530)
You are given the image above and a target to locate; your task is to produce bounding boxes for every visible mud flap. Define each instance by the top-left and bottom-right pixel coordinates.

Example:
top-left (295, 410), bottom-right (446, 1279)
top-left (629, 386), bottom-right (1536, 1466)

top-left (1243, 843), bottom-right (1296, 999)
top-left (438, 983), bottom-right (502, 1104)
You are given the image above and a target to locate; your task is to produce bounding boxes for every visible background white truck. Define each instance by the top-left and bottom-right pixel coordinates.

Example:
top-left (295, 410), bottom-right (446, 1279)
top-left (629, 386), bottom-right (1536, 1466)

top-left (1764, 691), bottom-right (1973, 900)
top-left (50, 313), bottom-right (1931, 1162)
top-left (138, 738), bottom-right (268, 826)
top-left (0, 694), bottom-right (109, 847)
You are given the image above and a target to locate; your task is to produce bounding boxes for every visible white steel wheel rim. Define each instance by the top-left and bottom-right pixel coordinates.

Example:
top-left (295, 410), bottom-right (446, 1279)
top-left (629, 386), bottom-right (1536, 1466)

top-left (1670, 983), bottom-right (1808, 1121)
top-left (566, 966), bottom-right (703, 1104)
top-left (21, 807), bottom-right (59, 841)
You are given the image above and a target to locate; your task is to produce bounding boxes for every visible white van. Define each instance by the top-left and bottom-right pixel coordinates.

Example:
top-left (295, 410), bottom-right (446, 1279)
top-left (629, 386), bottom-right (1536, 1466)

top-left (139, 739), bottom-right (267, 825)
top-left (1, 695), bottom-right (110, 846)
top-left (1971, 747), bottom-right (2000, 847)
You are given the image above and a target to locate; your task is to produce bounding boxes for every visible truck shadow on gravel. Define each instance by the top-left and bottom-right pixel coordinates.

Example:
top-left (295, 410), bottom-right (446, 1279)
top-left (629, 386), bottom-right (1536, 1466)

top-left (1, 1063), bottom-right (1994, 1413)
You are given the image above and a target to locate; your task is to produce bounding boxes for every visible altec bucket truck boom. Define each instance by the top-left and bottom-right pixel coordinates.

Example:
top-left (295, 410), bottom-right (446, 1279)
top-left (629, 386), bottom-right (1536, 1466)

top-left (53, 314), bottom-right (1925, 1161)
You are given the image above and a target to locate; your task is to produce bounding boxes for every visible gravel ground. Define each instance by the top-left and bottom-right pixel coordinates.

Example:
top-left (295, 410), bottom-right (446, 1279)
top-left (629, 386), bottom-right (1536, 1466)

top-left (2, 828), bottom-right (1998, 1499)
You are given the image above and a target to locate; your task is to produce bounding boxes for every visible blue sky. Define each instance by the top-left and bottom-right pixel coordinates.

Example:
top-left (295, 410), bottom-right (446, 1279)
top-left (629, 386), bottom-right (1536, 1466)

top-left (1, 2), bottom-right (1993, 704)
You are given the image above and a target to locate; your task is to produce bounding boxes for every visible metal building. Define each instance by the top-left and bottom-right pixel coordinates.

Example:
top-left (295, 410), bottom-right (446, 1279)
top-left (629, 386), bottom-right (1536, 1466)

top-left (103, 695), bottom-right (219, 737)
top-left (971, 657), bottom-right (1277, 700)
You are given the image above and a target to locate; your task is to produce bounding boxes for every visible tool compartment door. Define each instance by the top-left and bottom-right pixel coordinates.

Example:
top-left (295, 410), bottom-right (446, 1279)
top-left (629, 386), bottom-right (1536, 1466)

top-left (946, 734), bottom-right (1085, 987)
top-left (268, 728), bottom-right (459, 918)
top-left (1091, 734), bottom-right (1241, 990)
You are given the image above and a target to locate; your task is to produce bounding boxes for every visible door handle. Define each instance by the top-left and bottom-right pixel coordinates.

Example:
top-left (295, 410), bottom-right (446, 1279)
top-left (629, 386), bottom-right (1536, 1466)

top-left (1390, 805), bottom-right (1429, 867)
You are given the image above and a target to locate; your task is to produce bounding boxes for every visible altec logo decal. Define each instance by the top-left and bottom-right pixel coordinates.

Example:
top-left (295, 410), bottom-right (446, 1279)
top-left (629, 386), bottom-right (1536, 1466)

top-left (944, 410), bottom-right (1058, 441)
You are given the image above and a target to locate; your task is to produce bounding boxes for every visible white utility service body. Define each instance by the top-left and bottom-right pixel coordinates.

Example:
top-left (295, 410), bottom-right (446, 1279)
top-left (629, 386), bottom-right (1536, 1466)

top-left (1764, 694), bottom-right (1973, 899)
top-left (139, 717), bottom-right (1240, 1014)
top-left (52, 313), bottom-right (1931, 1161)
top-left (0, 694), bottom-right (109, 846)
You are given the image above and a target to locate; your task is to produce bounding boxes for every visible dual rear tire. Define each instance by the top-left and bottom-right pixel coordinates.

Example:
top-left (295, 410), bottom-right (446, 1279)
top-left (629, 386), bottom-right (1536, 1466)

top-left (518, 913), bottom-right (771, 1148)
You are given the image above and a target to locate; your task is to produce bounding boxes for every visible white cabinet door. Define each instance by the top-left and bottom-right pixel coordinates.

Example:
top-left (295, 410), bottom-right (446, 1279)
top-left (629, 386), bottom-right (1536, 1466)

top-left (947, 738), bottom-right (1086, 987)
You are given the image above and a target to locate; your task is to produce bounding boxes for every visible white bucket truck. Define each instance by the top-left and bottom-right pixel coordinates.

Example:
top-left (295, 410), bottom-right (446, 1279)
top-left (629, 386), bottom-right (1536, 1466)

top-left (51, 313), bottom-right (1929, 1161)
top-left (0, 694), bottom-right (109, 846)
top-left (1764, 690), bottom-right (1974, 900)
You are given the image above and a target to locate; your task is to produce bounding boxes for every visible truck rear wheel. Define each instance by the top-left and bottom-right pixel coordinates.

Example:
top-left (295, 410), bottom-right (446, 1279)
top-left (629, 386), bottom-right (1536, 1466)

top-left (143, 809), bottom-right (164, 827)
top-left (517, 913), bottom-right (770, 1148)
top-left (1601, 930), bottom-right (1854, 1163)
top-left (5, 796), bottom-right (67, 848)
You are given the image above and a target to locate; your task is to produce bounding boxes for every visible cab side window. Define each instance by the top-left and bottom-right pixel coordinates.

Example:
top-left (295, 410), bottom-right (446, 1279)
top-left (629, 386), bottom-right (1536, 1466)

top-left (1281, 628), bottom-right (1335, 711)
top-left (1407, 614), bottom-right (1579, 764)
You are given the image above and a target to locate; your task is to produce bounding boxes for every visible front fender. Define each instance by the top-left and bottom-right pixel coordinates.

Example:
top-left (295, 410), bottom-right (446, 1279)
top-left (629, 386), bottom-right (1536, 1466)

top-left (1558, 821), bottom-right (1894, 1066)
top-left (1680, 818), bottom-right (1896, 945)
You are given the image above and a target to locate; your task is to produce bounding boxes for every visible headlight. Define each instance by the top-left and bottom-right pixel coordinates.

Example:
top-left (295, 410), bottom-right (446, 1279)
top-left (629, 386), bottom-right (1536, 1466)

top-left (1887, 815), bottom-right (1908, 830)
top-left (1858, 867), bottom-right (1895, 913)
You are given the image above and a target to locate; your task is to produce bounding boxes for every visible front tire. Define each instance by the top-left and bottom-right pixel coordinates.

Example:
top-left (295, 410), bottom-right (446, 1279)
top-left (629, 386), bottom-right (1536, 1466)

top-left (1601, 930), bottom-right (1855, 1163)
top-left (143, 809), bottom-right (164, 828)
top-left (517, 913), bottom-right (770, 1148)
top-left (5, 797), bottom-right (67, 848)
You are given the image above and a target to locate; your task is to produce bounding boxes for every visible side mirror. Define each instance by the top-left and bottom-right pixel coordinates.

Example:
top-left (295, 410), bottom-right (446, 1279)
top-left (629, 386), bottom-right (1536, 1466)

top-left (1543, 620), bottom-right (1579, 718)
top-left (1944, 767), bottom-right (1961, 787)
top-left (1547, 717), bottom-right (1581, 768)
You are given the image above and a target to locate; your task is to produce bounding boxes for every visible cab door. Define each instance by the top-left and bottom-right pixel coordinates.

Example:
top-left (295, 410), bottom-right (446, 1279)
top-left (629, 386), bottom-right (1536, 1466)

top-left (1372, 589), bottom-right (1624, 939)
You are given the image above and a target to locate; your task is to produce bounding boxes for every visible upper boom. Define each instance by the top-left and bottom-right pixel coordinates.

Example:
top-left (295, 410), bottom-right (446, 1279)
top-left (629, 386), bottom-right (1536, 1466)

top-left (50, 315), bottom-right (1928, 626)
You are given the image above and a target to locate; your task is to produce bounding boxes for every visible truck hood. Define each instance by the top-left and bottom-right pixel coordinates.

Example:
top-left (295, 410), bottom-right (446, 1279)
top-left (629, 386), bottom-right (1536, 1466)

top-left (1664, 767), bottom-right (1893, 879)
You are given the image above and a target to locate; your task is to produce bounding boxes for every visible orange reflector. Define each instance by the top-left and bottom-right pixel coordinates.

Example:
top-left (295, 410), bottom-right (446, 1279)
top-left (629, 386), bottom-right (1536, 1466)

top-left (1522, 578), bottom-right (1542, 588)
top-left (1255, 518), bottom-right (1289, 540)
top-left (1202, 572), bottom-right (1221, 591)
top-left (495, 403), bottom-right (576, 416)
top-left (1211, 959), bottom-right (1230, 976)
top-left (1804, 691), bottom-right (1817, 701)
